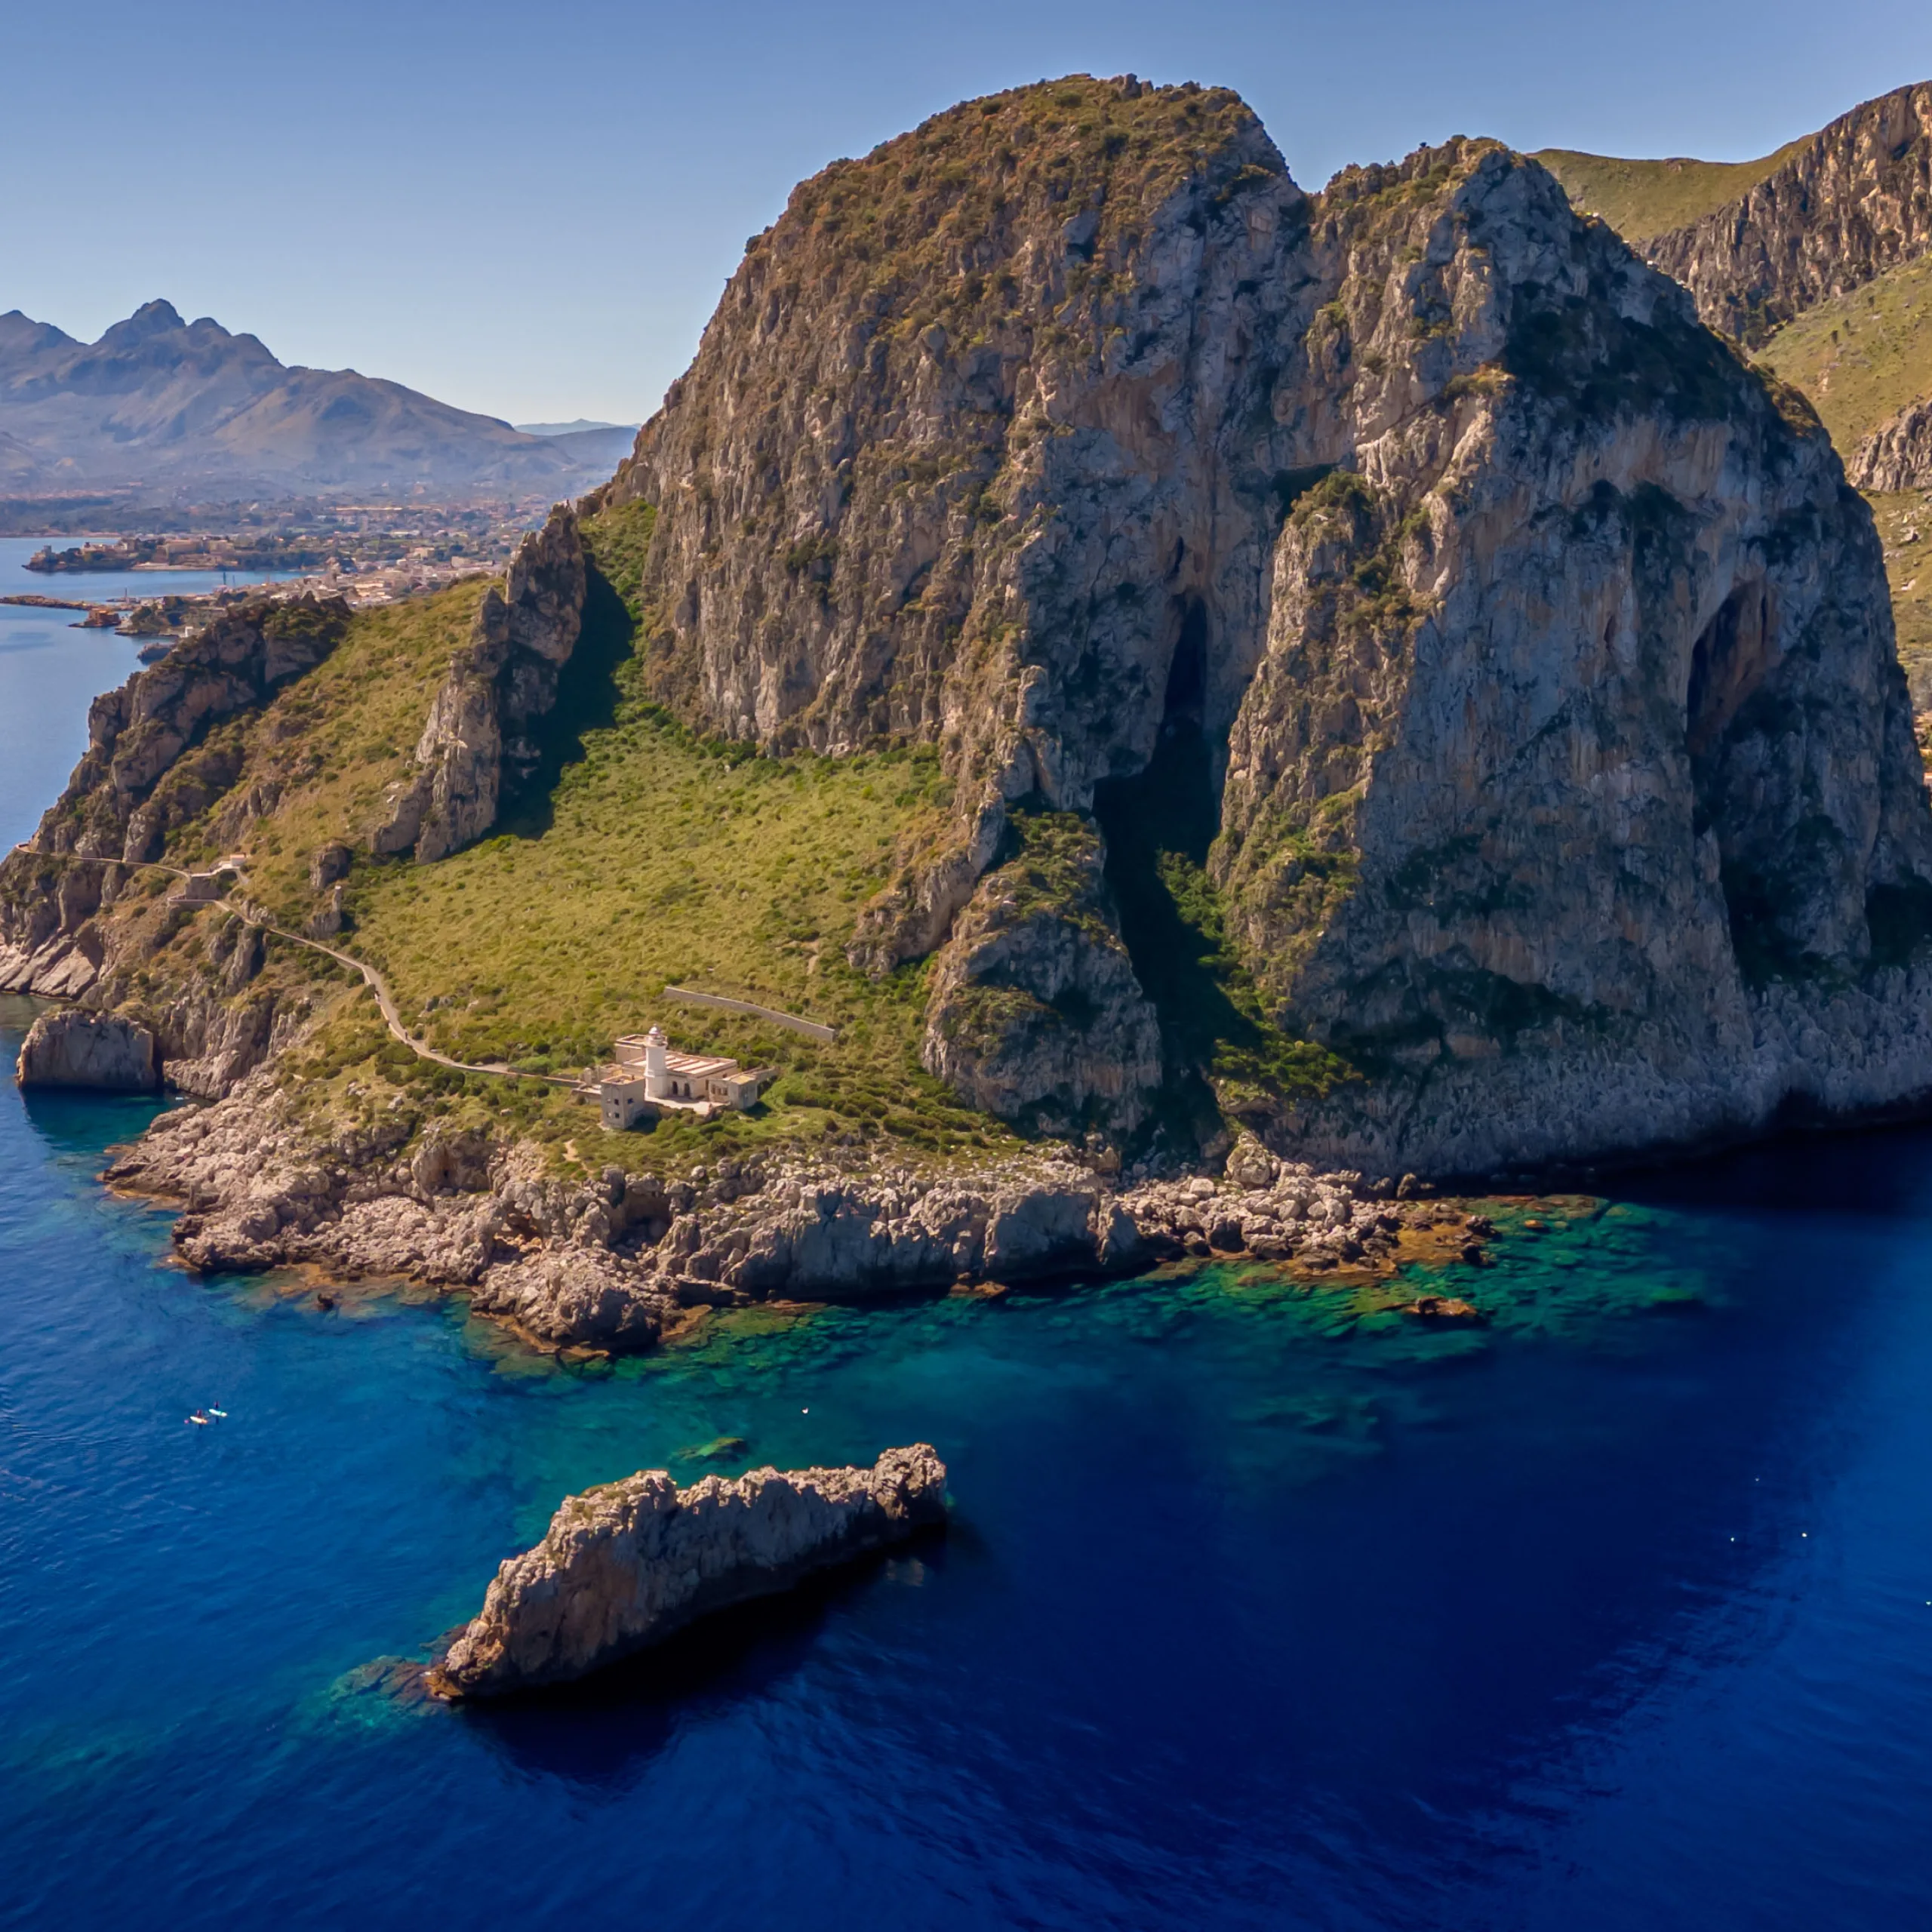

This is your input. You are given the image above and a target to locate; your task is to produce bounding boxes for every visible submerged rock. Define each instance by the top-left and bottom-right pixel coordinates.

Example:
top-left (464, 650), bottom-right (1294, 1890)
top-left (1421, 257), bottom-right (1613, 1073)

top-left (430, 1444), bottom-right (948, 1697)
top-left (15, 1008), bottom-right (158, 1091)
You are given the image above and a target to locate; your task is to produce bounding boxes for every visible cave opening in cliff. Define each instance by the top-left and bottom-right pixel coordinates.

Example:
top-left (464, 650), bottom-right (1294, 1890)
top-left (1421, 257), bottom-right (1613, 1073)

top-left (1686, 581), bottom-right (1773, 784)
top-left (1161, 595), bottom-right (1209, 737)
top-left (1686, 580), bottom-right (1807, 983)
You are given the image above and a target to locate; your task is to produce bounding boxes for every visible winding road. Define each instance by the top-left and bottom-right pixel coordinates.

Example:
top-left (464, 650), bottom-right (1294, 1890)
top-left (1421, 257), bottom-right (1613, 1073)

top-left (10, 844), bottom-right (574, 1088)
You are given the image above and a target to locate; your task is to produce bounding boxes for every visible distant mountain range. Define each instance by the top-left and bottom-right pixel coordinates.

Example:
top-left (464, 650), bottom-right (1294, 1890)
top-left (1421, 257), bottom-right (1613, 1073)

top-left (0, 300), bottom-right (638, 498)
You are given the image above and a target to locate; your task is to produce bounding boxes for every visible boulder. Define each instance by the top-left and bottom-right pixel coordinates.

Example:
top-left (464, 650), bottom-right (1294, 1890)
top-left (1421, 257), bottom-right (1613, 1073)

top-left (16, 1008), bottom-right (159, 1091)
top-left (431, 1444), bottom-right (947, 1697)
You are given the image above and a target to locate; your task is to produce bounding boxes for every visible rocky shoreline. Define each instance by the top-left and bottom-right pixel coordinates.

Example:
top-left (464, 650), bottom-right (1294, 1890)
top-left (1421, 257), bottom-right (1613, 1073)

top-left (84, 1050), bottom-right (1487, 1352)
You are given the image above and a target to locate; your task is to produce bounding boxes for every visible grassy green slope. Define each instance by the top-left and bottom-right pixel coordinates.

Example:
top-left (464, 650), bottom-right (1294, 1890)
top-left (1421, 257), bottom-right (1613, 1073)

top-left (1866, 488), bottom-right (1932, 709)
top-left (1756, 251), bottom-right (1932, 449)
top-left (1530, 142), bottom-right (1805, 246)
top-left (149, 501), bottom-right (1011, 1177)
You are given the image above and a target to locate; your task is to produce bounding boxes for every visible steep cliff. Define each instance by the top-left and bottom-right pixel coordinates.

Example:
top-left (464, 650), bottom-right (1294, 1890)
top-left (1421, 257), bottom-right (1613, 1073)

top-left (1644, 82), bottom-right (1932, 346)
top-left (19, 593), bottom-right (350, 869)
top-left (589, 77), bottom-right (1932, 1172)
top-left (11, 74), bottom-right (1932, 1204)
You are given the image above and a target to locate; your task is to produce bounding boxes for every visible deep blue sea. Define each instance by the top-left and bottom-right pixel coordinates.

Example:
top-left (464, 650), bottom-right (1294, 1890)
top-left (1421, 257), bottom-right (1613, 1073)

top-left (2, 605), bottom-right (1930, 1928)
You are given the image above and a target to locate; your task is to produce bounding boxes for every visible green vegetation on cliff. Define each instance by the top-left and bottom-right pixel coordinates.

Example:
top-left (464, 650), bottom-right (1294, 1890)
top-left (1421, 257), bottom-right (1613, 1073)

top-left (1757, 251), bottom-right (1932, 451)
top-left (1530, 143), bottom-right (1804, 247)
top-left (121, 502), bottom-right (1014, 1174)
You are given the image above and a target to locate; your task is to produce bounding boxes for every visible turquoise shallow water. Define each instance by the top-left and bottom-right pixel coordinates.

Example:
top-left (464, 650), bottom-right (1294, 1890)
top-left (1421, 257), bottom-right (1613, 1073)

top-left (2, 638), bottom-right (1931, 1927)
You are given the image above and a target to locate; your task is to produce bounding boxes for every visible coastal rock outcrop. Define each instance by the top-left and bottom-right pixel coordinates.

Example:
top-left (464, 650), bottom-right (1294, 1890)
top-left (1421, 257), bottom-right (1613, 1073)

top-left (15, 1008), bottom-right (158, 1091)
top-left (1850, 393), bottom-right (1932, 491)
top-left (371, 505), bottom-right (586, 861)
top-left (431, 1445), bottom-right (948, 1697)
top-left (921, 812), bottom-right (1162, 1134)
top-left (98, 1062), bottom-right (1154, 1342)
top-left (1644, 82), bottom-right (1932, 344)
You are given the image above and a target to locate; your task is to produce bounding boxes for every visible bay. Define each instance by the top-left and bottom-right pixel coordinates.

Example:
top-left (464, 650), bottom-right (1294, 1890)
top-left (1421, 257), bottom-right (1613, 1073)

top-left (0, 629), bottom-right (1928, 1930)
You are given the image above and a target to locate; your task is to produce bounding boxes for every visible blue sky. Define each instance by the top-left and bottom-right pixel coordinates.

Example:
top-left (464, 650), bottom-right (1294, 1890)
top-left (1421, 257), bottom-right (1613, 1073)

top-left (5, 0), bottom-right (1928, 424)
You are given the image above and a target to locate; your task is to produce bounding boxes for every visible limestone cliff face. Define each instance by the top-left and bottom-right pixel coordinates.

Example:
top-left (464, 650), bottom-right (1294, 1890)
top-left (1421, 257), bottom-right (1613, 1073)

top-left (1850, 392), bottom-right (1932, 491)
top-left (595, 76), bottom-right (1315, 966)
top-left (433, 1446), bottom-right (947, 1696)
top-left (589, 77), bottom-right (1932, 1173)
top-left (1213, 146), bottom-right (1932, 1171)
top-left (1644, 82), bottom-right (1932, 345)
top-left (372, 504), bottom-right (586, 861)
top-left (0, 593), bottom-right (350, 1057)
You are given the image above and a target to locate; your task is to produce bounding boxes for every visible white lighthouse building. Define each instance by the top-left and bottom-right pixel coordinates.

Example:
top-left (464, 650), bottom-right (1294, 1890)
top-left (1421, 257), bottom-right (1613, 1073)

top-left (592, 1023), bottom-right (767, 1129)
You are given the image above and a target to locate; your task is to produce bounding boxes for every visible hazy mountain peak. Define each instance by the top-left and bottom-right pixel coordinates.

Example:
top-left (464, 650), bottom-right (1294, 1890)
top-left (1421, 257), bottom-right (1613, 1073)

top-left (0, 300), bottom-right (622, 497)
top-left (115, 299), bottom-right (188, 339)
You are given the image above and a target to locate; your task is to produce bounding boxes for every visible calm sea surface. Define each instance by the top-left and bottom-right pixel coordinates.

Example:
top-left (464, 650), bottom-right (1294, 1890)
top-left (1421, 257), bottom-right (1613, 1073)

top-left (1, 627), bottom-right (1930, 1928)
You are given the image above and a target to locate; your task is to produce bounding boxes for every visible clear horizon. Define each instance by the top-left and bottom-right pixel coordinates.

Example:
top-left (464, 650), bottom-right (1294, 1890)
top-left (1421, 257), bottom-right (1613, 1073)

top-left (5, 0), bottom-right (1929, 426)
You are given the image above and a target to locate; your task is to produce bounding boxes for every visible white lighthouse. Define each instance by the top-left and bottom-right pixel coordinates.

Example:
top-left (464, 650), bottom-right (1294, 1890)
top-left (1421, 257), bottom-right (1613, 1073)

top-left (641, 1023), bottom-right (670, 1100)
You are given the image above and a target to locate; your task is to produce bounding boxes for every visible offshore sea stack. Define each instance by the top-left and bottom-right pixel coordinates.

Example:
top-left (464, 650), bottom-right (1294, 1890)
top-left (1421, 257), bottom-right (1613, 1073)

top-left (432, 1446), bottom-right (947, 1697)
top-left (591, 75), bottom-right (1932, 1174)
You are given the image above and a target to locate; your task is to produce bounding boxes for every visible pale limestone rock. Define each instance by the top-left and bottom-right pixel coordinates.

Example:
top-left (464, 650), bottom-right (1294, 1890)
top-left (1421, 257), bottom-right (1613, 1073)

top-left (589, 80), bottom-right (1932, 1171)
top-left (921, 814), bottom-right (1161, 1133)
top-left (15, 1008), bottom-right (158, 1091)
top-left (371, 504), bottom-right (586, 862)
top-left (1850, 395), bottom-right (1932, 492)
top-left (433, 1445), bottom-right (948, 1696)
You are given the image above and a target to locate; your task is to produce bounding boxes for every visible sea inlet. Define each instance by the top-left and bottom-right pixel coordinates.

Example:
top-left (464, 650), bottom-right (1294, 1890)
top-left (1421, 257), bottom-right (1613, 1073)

top-left (1, 614), bottom-right (1929, 1930)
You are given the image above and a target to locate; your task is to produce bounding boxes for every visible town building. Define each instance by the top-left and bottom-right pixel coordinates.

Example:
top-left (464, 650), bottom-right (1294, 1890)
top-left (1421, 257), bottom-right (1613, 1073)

top-left (595, 1025), bottom-right (768, 1129)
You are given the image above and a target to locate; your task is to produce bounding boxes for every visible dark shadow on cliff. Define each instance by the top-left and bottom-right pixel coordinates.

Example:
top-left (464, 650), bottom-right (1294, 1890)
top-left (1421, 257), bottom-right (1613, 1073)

top-left (452, 1523), bottom-right (956, 1792)
top-left (494, 556), bottom-right (635, 839)
top-left (1091, 724), bottom-right (1260, 1150)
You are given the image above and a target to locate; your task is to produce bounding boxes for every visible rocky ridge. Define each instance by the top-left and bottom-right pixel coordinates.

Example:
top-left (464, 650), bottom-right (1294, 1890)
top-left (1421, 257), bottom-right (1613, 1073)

top-left (431, 1445), bottom-right (949, 1697)
top-left (1850, 393), bottom-right (1932, 491)
top-left (1643, 82), bottom-right (1932, 345)
top-left (371, 504), bottom-right (586, 861)
top-left (8, 74), bottom-right (1932, 1327)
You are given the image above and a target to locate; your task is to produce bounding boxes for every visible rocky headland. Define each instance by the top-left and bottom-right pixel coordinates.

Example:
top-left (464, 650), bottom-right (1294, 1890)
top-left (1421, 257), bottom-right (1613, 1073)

top-left (96, 1057), bottom-right (1466, 1348)
top-left (429, 1445), bottom-right (948, 1697)
top-left (5, 74), bottom-right (1932, 1334)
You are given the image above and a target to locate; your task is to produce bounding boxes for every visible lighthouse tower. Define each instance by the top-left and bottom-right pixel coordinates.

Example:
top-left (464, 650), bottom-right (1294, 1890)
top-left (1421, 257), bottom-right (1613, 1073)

top-left (642, 1024), bottom-right (670, 1100)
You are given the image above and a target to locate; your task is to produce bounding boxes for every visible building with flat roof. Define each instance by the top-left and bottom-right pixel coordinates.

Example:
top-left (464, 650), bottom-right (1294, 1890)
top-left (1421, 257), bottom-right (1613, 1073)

top-left (595, 1024), bottom-right (768, 1129)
